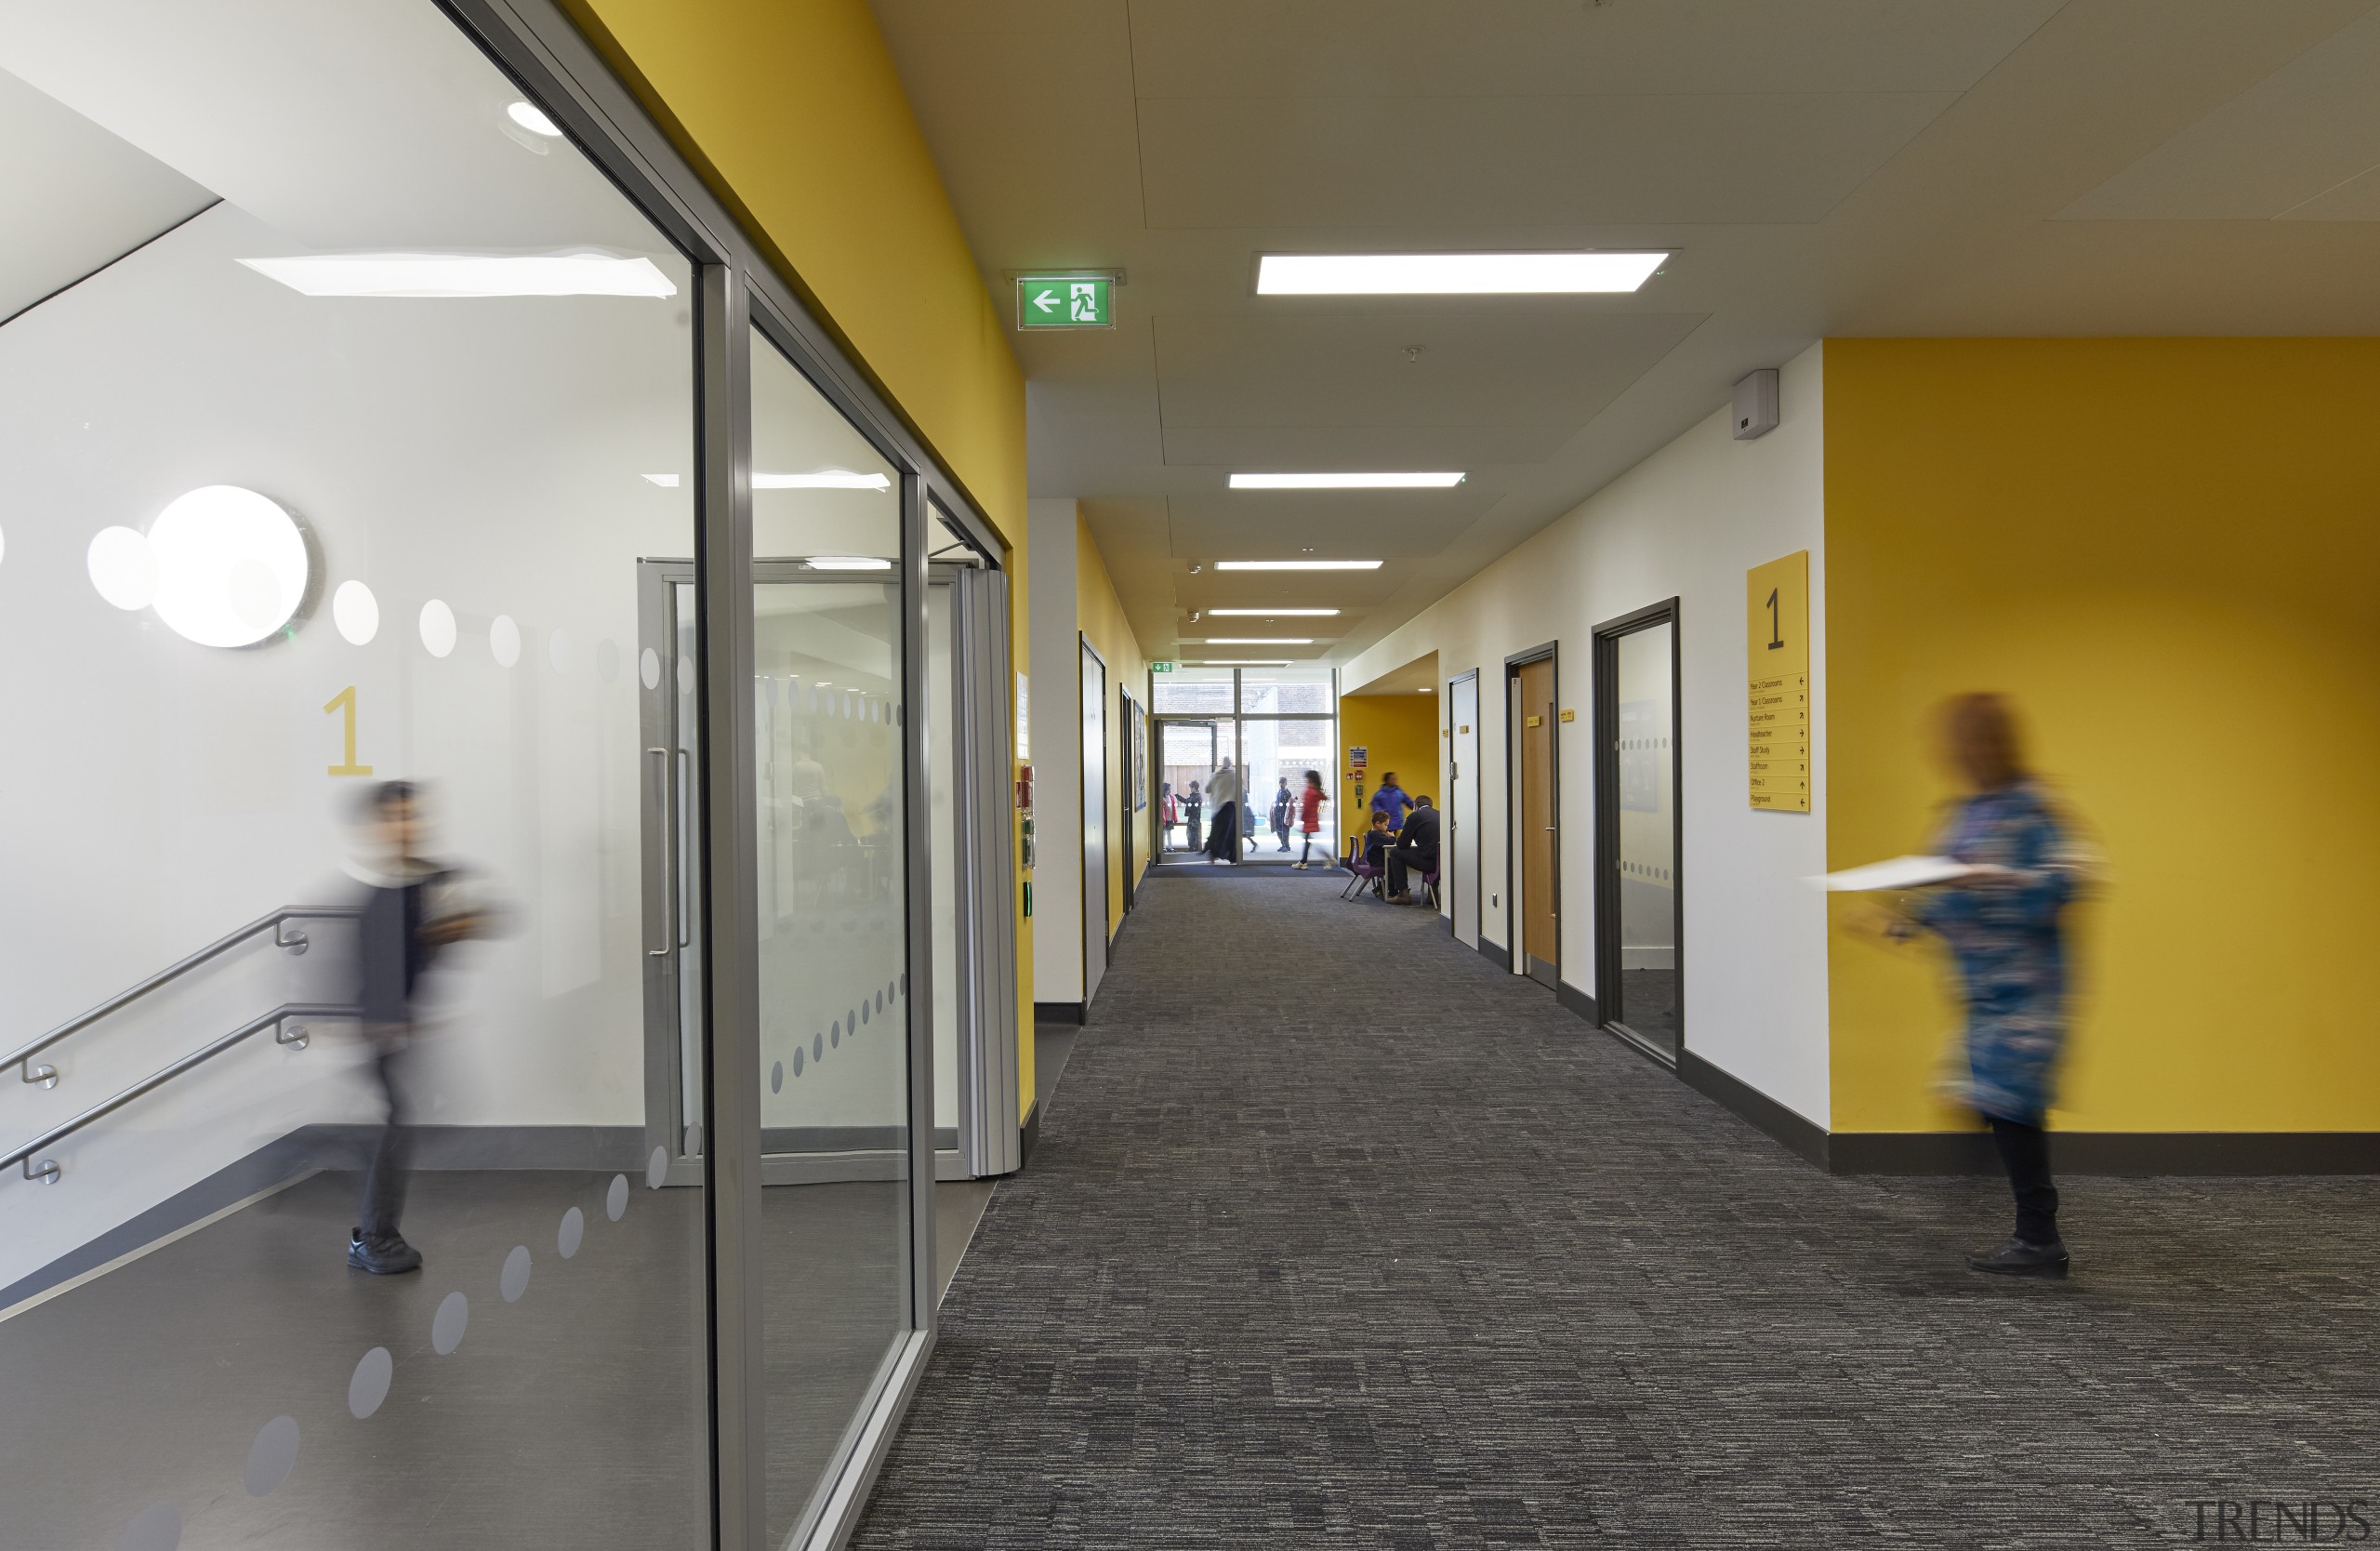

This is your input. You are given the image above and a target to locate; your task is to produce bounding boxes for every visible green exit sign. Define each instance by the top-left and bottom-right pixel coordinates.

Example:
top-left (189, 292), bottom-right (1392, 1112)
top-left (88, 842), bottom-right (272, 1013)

top-left (1016, 273), bottom-right (1114, 330)
top-left (1151, 660), bottom-right (1176, 672)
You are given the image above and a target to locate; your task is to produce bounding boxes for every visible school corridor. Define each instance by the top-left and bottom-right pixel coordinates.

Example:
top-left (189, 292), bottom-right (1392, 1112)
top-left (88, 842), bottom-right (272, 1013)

top-left (858, 868), bottom-right (2380, 1549)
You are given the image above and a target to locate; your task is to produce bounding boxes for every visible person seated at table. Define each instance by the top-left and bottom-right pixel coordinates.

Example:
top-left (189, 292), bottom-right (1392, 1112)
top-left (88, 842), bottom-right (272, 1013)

top-left (1386, 795), bottom-right (1441, 905)
top-left (1357, 811), bottom-right (1394, 896)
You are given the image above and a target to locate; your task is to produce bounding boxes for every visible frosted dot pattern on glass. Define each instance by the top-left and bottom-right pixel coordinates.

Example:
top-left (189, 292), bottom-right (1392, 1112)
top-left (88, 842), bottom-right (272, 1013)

top-left (771, 1060), bottom-right (783, 1094)
top-left (646, 1145), bottom-right (668, 1189)
top-left (431, 1291), bottom-right (469, 1355)
top-left (332, 579), bottom-right (378, 644)
top-left (677, 654), bottom-right (694, 696)
top-left (115, 1502), bottom-right (179, 1551)
top-left (490, 614), bottom-right (521, 667)
top-left (548, 628), bottom-right (573, 672)
top-left (87, 526), bottom-right (157, 610)
top-left (243, 1415), bottom-right (299, 1497)
top-left (419, 599), bottom-right (456, 657)
top-left (641, 646), bottom-right (661, 688)
top-left (501, 1245), bottom-right (532, 1302)
top-left (606, 1173), bottom-right (629, 1221)
top-left (559, 1206), bottom-right (585, 1259)
top-left (348, 1347), bottom-right (393, 1419)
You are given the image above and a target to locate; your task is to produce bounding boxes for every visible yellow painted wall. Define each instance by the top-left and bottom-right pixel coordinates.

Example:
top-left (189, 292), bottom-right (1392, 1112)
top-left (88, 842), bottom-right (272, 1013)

top-left (1077, 515), bottom-right (1152, 928)
top-left (1826, 338), bottom-right (2380, 1134)
top-left (557, 0), bottom-right (1037, 1118)
top-left (1340, 691), bottom-right (1442, 843)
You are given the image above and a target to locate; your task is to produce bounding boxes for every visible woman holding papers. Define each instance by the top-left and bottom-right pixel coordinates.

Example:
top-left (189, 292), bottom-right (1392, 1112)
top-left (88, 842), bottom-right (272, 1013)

top-left (1893, 694), bottom-right (2096, 1277)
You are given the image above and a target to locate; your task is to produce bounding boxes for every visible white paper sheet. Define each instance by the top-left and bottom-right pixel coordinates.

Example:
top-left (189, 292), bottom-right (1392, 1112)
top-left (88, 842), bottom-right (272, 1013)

top-left (1805, 855), bottom-right (1975, 892)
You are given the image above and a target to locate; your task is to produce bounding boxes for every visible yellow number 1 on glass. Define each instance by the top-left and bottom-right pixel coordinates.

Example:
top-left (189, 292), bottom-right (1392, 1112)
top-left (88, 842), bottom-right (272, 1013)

top-left (324, 685), bottom-right (374, 776)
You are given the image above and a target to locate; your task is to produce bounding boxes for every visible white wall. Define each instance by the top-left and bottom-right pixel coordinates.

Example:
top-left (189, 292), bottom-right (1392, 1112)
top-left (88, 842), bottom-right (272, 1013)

top-left (0, 198), bottom-right (693, 1286)
top-left (1025, 498), bottom-right (1083, 1005)
top-left (1338, 344), bottom-right (1831, 1125)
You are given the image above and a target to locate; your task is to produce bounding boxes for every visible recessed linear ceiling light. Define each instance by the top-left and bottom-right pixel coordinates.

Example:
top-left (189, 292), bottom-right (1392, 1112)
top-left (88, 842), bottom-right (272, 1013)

top-left (1257, 251), bottom-right (1666, 295)
top-left (1208, 608), bottom-right (1339, 616)
top-left (756, 470), bottom-right (892, 490)
top-left (806, 556), bottom-right (892, 570)
top-left (1196, 638), bottom-right (1314, 645)
top-left (1194, 659), bottom-right (1291, 666)
top-left (239, 253), bottom-right (679, 298)
top-left (1214, 560), bottom-right (1382, 571)
top-left (507, 101), bottom-right (563, 137)
top-left (1229, 471), bottom-right (1462, 490)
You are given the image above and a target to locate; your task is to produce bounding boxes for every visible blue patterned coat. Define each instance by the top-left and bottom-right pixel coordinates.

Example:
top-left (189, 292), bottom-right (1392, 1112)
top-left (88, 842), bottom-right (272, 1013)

top-left (1910, 783), bottom-right (2092, 1125)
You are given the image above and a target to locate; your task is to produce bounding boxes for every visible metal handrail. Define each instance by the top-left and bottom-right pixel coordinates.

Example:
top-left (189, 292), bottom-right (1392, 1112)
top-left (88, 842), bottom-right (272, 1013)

top-left (5, 907), bottom-right (358, 1088)
top-left (6, 1001), bottom-right (355, 1184)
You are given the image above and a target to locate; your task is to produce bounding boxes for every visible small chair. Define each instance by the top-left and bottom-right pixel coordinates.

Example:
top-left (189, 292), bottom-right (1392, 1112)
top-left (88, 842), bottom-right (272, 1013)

top-left (1417, 866), bottom-right (1441, 912)
top-left (1340, 840), bottom-right (1383, 901)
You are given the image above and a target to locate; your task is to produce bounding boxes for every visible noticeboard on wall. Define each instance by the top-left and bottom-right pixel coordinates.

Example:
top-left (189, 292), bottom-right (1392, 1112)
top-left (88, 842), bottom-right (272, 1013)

top-left (1746, 550), bottom-right (1811, 812)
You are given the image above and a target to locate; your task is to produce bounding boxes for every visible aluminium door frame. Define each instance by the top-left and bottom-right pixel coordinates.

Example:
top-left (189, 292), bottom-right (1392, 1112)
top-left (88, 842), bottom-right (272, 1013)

top-left (436, 2), bottom-right (996, 1544)
top-left (1502, 642), bottom-right (1560, 982)
top-left (1591, 598), bottom-right (1686, 1068)
top-left (1150, 714), bottom-right (1222, 864)
top-left (1447, 667), bottom-right (1478, 937)
top-left (1117, 685), bottom-right (1140, 912)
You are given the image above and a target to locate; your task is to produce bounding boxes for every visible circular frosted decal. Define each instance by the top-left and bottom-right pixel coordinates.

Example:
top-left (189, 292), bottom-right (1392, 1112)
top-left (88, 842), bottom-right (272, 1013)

top-left (490, 614), bottom-right (521, 667)
top-left (114, 1502), bottom-right (179, 1551)
top-left (333, 579), bottom-right (379, 644)
top-left (646, 1145), bottom-right (668, 1189)
top-left (558, 1206), bottom-right (585, 1259)
top-left (771, 1060), bottom-right (784, 1094)
top-left (640, 647), bottom-right (661, 688)
top-left (501, 1245), bottom-right (532, 1302)
top-left (244, 1415), bottom-right (299, 1497)
top-left (348, 1346), bottom-right (393, 1418)
top-left (606, 1173), bottom-right (628, 1221)
top-left (548, 628), bottom-right (574, 673)
top-left (419, 599), bottom-right (456, 657)
top-left (677, 655), bottom-right (695, 696)
top-left (87, 526), bottom-right (158, 611)
top-left (431, 1292), bottom-right (469, 1355)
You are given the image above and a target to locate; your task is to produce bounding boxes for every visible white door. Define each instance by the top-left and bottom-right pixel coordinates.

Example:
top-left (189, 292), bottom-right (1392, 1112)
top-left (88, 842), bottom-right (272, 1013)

top-left (1450, 672), bottom-right (1480, 947)
top-left (1080, 637), bottom-right (1108, 1004)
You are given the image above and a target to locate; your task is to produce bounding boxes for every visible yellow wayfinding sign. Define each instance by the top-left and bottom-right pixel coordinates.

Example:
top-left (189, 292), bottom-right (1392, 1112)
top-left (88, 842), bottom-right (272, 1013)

top-left (1747, 550), bottom-right (1810, 812)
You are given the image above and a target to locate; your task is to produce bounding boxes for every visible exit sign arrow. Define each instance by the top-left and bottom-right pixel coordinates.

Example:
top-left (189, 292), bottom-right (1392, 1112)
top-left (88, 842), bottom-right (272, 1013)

top-left (1015, 273), bottom-right (1115, 330)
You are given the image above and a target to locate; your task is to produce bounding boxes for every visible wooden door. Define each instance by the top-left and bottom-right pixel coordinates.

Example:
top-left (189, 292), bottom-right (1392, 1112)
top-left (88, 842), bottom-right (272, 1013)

top-left (1517, 656), bottom-right (1558, 986)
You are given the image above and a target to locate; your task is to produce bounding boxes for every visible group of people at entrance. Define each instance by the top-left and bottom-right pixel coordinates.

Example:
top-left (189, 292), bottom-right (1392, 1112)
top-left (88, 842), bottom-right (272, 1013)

top-left (1355, 772), bottom-right (1439, 903)
top-left (1160, 763), bottom-right (1330, 864)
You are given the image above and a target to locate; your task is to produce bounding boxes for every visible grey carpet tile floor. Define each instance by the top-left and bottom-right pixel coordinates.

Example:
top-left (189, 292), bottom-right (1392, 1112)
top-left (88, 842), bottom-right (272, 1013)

top-left (853, 868), bottom-right (2380, 1550)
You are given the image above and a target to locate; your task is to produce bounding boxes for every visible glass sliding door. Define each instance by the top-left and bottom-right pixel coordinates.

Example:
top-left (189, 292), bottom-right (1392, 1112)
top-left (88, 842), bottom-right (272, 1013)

top-left (0, 7), bottom-right (707, 1548)
top-left (747, 329), bottom-right (917, 1543)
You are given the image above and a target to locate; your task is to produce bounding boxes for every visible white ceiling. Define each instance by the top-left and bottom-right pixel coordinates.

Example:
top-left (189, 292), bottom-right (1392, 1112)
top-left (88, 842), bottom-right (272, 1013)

top-left (0, 67), bottom-right (213, 324)
top-left (872, 0), bottom-right (2380, 665)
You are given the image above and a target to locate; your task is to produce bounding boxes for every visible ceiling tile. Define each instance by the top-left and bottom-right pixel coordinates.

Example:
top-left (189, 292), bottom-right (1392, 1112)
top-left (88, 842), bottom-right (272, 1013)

top-left (2056, 7), bottom-right (2380, 220)
top-left (1159, 424), bottom-right (1575, 468)
top-left (1154, 309), bottom-right (1705, 428)
top-left (1128, 0), bottom-right (2060, 98)
top-left (1137, 93), bottom-right (1961, 227)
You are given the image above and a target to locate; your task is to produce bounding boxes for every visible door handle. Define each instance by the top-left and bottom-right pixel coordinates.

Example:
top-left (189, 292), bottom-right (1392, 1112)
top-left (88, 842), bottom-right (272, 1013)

top-left (647, 747), bottom-right (673, 958)
top-left (677, 749), bottom-right (694, 947)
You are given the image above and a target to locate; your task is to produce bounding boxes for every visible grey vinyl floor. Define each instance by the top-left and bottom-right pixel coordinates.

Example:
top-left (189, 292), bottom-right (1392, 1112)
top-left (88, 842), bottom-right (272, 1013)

top-left (850, 866), bottom-right (2380, 1549)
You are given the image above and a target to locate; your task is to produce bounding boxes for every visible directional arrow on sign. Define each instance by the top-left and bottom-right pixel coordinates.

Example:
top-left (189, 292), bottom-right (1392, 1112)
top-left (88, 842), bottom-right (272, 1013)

top-left (1032, 290), bottom-right (1058, 312)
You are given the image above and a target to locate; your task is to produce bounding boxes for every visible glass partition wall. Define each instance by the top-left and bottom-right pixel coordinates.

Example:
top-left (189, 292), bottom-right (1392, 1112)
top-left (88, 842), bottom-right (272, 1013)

top-left (0, 3), bottom-right (983, 1548)
top-left (1151, 668), bottom-right (1337, 865)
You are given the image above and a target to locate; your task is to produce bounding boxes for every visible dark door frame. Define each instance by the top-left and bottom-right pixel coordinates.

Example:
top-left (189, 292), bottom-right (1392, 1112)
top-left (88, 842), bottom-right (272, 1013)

top-left (1501, 641), bottom-right (1559, 986)
top-left (1151, 715), bottom-right (1222, 864)
top-left (1447, 667), bottom-right (1479, 938)
top-left (1118, 684), bottom-right (1140, 911)
top-left (1078, 634), bottom-right (1109, 1003)
top-left (1592, 597), bottom-right (1685, 1067)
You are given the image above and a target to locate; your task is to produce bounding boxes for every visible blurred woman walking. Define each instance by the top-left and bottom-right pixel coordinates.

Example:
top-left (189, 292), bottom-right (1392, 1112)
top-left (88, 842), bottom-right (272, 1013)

top-left (1890, 694), bottom-right (2098, 1276)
